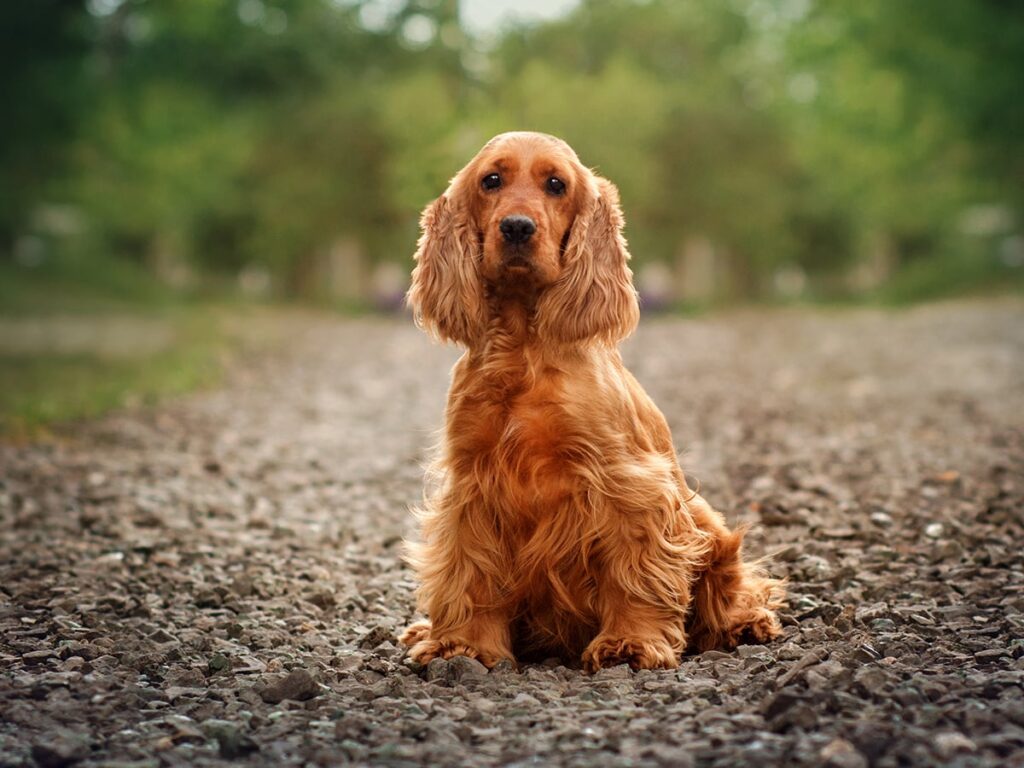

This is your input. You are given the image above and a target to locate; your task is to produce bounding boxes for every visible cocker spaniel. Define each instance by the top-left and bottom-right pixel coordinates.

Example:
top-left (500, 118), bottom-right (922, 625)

top-left (400, 132), bottom-right (784, 671)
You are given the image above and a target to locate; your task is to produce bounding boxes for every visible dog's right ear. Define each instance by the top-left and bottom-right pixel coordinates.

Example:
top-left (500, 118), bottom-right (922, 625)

top-left (406, 189), bottom-right (486, 346)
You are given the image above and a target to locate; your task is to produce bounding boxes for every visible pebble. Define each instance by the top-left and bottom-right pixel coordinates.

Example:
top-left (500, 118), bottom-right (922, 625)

top-left (820, 738), bottom-right (868, 768)
top-left (974, 648), bottom-right (1008, 661)
top-left (31, 731), bottom-right (90, 767)
top-left (736, 644), bottom-right (769, 659)
top-left (448, 655), bottom-right (489, 682)
top-left (202, 719), bottom-right (259, 759)
top-left (425, 657), bottom-right (450, 682)
top-left (258, 669), bottom-right (321, 704)
top-left (869, 511), bottom-right (893, 527)
top-left (853, 666), bottom-right (891, 696)
top-left (208, 653), bottom-right (231, 673)
top-left (934, 732), bottom-right (977, 757)
top-left (594, 663), bottom-right (633, 680)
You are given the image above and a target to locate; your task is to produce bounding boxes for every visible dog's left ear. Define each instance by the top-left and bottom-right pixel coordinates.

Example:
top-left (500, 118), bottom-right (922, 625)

top-left (536, 174), bottom-right (640, 344)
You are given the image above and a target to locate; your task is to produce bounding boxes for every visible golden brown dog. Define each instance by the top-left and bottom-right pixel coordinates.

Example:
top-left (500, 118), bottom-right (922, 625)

top-left (400, 132), bottom-right (784, 671)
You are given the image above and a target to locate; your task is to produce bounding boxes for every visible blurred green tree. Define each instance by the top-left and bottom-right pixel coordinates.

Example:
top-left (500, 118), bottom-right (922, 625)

top-left (0, 2), bottom-right (91, 258)
top-left (0, 0), bottom-right (1019, 305)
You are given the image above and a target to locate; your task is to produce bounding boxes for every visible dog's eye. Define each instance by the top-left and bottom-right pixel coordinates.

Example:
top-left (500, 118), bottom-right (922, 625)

top-left (481, 173), bottom-right (502, 191)
top-left (546, 177), bottom-right (566, 196)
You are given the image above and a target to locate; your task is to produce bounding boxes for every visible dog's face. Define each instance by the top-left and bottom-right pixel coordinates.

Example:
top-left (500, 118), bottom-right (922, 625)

top-left (408, 131), bottom-right (640, 347)
top-left (468, 135), bottom-right (583, 291)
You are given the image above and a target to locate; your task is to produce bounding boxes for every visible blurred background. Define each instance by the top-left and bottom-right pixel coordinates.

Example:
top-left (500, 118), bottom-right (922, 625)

top-left (1, 0), bottom-right (1022, 432)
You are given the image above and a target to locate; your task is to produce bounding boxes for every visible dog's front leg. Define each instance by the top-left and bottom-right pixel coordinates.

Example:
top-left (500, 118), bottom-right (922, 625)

top-left (582, 587), bottom-right (686, 672)
top-left (401, 608), bottom-right (510, 669)
top-left (400, 494), bottom-right (514, 668)
top-left (581, 514), bottom-right (695, 672)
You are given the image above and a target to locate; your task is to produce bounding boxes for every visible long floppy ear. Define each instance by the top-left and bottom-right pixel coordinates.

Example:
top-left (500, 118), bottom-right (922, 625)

top-left (406, 189), bottom-right (485, 346)
top-left (536, 175), bottom-right (640, 344)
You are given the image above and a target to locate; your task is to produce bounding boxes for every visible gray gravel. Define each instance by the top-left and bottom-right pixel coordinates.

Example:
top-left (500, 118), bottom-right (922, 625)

top-left (2, 300), bottom-right (1023, 767)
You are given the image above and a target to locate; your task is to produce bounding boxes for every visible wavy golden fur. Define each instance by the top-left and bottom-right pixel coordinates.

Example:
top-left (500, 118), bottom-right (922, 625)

top-left (400, 132), bottom-right (784, 671)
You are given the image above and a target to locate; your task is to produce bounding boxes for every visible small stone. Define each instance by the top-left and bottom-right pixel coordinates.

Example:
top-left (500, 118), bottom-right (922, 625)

top-left (358, 625), bottom-right (393, 649)
top-left (164, 686), bottom-right (204, 700)
top-left (934, 732), bottom-right (976, 758)
top-left (974, 648), bottom-right (1008, 661)
top-left (22, 649), bottom-right (55, 665)
top-left (195, 589), bottom-right (222, 608)
top-left (854, 602), bottom-right (889, 624)
top-left (594, 663), bottom-right (632, 680)
top-left (62, 656), bottom-right (86, 671)
top-left (775, 643), bottom-right (805, 661)
top-left (852, 643), bottom-right (881, 663)
top-left (165, 667), bottom-right (206, 688)
top-left (778, 702), bottom-right (817, 731)
top-left (230, 576), bottom-right (255, 598)
top-left (208, 653), bottom-right (231, 673)
top-left (307, 590), bottom-right (337, 611)
top-left (149, 628), bottom-right (178, 644)
top-left (869, 511), bottom-right (893, 527)
top-left (924, 522), bottom-right (944, 539)
top-left (760, 689), bottom-right (805, 720)
top-left (775, 648), bottom-right (828, 688)
top-left (820, 738), bottom-right (868, 768)
top-left (338, 738), bottom-right (369, 761)
top-left (931, 539), bottom-right (964, 562)
top-left (775, 544), bottom-right (801, 562)
top-left (202, 719), bottom-right (258, 759)
top-left (798, 556), bottom-right (832, 578)
top-left (258, 669), bottom-right (321, 704)
top-left (699, 650), bottom-right (732, 661)
top-left (56, 642), bottom-right (97, 661)
top-left (448, 655), bottom-right (488, 682)
top-left (737, 644), bottom-right (769, 659)
top-left (490, 659), bottom-right (517, 676)
top-left (804, 670), bottom-right (829, 691)
top-left (425, 657), bottom-right (450, 682)
top-left (853, 666), bottom-right (890, 696)
top-left (31, 731), bottom-right (90, 767)
top-left (822, 527), bottom-right (857, 539)
top-left (509, 692), bottom-right (540, 710)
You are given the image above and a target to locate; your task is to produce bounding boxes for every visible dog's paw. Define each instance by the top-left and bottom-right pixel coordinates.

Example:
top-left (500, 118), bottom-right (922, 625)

top-left (399, 620), bottom-right (433, 647)
top-left (582, 634), bottom-right (679, 673)
top-left (733, 607), bottom-right (783, 645)
top-left (399, 621), bottom-right (507, 669)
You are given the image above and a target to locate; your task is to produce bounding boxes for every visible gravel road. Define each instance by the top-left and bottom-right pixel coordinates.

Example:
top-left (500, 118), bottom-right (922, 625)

top-left (2, 300), bottom-right (1023, 767)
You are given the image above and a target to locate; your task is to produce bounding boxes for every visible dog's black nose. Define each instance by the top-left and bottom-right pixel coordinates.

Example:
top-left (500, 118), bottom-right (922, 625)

top-left (500, 215), bottom-right (536, 244)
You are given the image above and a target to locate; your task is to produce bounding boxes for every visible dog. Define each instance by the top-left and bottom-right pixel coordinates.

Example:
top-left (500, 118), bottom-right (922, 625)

top-left (399, 132), bottom-right (784, 671)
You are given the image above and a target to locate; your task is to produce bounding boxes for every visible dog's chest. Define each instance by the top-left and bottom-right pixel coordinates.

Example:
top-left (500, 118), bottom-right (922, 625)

top-left (455, 374), bottom-right (577, 502)
top-left (451, 370), bottom-right (599, 634)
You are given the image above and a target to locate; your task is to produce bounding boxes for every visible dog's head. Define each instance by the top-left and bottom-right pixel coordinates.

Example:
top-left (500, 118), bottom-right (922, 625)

top-left (407, 132), bottom-right (639, 347)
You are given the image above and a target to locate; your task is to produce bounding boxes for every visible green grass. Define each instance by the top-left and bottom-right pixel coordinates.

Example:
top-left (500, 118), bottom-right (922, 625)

top-left (0, 308), bottom-right (230, 438)
top-left (0, 252), bottom-right (279, 437)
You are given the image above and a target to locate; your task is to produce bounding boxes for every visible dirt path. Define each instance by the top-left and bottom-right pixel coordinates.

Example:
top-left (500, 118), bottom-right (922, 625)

top-left (2, 301), bottom-right (1023, 767)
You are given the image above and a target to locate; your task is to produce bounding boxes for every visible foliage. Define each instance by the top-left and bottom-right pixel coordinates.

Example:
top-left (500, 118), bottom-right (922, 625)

top-left (1, 0), bottom-right (1021, 303)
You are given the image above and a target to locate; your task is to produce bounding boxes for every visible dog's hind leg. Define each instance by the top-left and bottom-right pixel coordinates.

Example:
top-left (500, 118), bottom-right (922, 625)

top-left (684, 495), bottom-right (786, 652)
